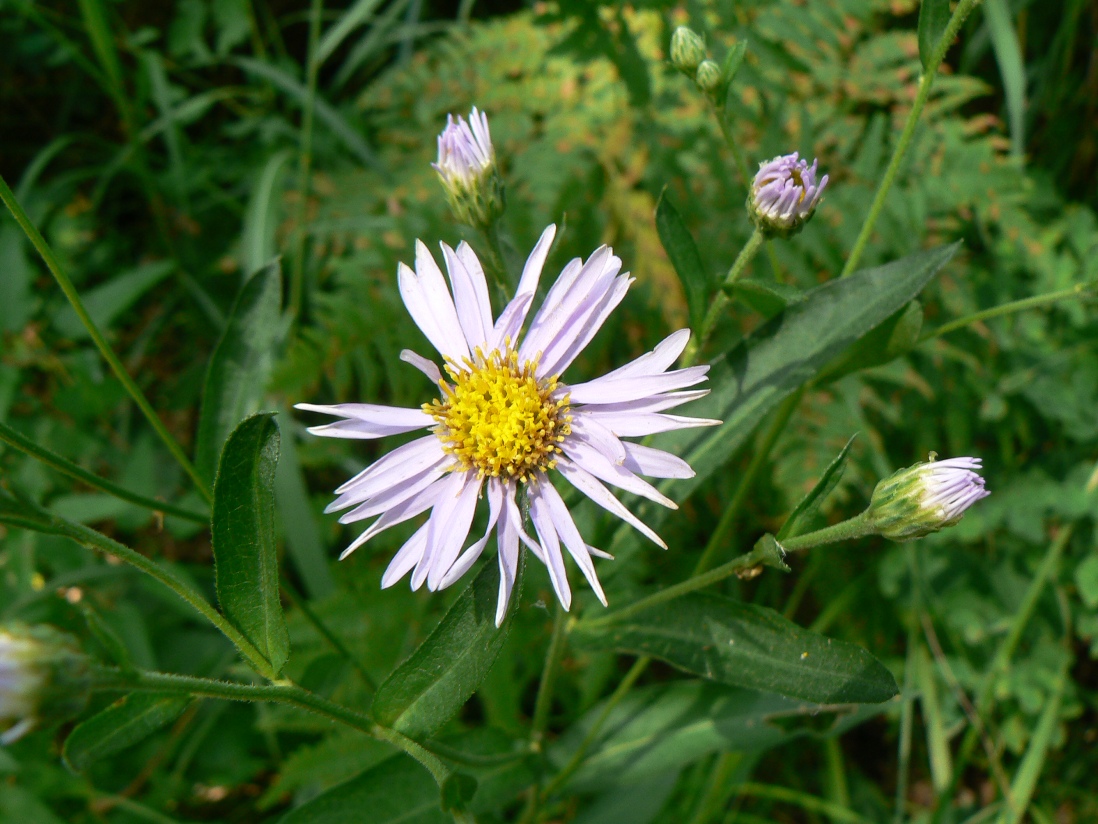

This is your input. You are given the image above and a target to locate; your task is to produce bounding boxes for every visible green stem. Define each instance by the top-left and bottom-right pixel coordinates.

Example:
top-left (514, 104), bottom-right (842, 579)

top-left (0, 174), bottom-right (212, 506)
top-left (713, 101), bottom-right (782, 278)
top-left (281, 579), bottom-right (376, 691)
top-left (684, 228), bottom-right (765, 365)
top-left (930, 523), bottom-right (1073, 823)
top-left (481, 219), bottom-right (513, 302)
top-left (840, 0), bottom-right (984, 277)
top-left (540, 655), bottom-right (649, 800)
top-left (694, 388), bottom-right (803, 573)
top-left (577, 539), bottom-right (784, 631)
top-left (289, 0), bottom-right (324, 320)
top-left (0, 419), bottom-right (208, 524)
top-left (28, 514), bottom-right (272, 681)
top-left (780, 512), bottom-right (873, 552)
top-left (530, 605), bottom-right (567, 753)
top-left (94, 667), bottom-right (463, 812)
top-left (920, 283), bottom-right (1096, 341)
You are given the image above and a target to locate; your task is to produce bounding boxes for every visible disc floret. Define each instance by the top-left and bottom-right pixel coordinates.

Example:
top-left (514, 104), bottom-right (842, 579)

top-left (425, 347), bottom-right (571, 482)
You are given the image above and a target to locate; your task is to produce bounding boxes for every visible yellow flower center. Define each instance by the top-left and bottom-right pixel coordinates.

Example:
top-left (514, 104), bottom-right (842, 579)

top-left (424, 348), bottom-right (571, 482)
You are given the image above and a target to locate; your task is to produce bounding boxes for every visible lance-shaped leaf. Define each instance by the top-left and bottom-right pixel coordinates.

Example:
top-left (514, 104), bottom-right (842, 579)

top-left (213, 412), bottom-right (289, 676)
top-left (371, 558), bottom-right (523, 741)
top-left (918, 0), bottom-right (952, 69)
top-left (63, 693), bottom-right (191, 773)
top-left (278, 755), bottom-right (448, 824)
top-left (573, 593), bottom-right (897, 705)
top-left (195, 259), bottom-right (283, 483)
top-left (777, 434), bottom-right (857, 541)
top-left (655, 191), bottom-right (710, 333)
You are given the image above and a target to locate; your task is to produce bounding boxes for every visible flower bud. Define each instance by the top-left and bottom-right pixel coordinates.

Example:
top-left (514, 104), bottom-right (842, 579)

top-left (1, 624), bottom-right (90, 744)
top-left (865, 455), bottom-right (989, 542)
top-left (748, 152), bottom-right (829, 238)
top-left (670, 27), bottom-right (706, 75)
top-left (433, 107), bottom-right (504, 229)
top-left (694, 59), bottom-right (723, 95)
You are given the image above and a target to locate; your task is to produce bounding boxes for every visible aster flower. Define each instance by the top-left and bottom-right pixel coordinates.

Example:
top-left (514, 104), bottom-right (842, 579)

top-left (297, 225), bottom-right (720, 624)
top-left (1, 624), bottom-right (89, 744)
top-left (866, 455), bottom-right (990, 541)
top-left (748, 152), bottom-right (828, 238)
top-left (433, 107), bottom-right (504, 229)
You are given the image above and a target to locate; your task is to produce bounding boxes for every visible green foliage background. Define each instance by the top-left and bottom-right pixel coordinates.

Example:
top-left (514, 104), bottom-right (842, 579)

top-left (0, 0), bottom-right (1096, 821)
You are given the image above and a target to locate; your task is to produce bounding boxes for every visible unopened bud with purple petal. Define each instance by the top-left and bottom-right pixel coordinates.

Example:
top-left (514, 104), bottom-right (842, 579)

top-left (866, 455), bottom-right (990, 542)
top-left (748, 152), bottom-right (829, 238)
top-left (433, 107), bottom-right (504, 229)
top-left (1, 624), bottom-right (90, 744)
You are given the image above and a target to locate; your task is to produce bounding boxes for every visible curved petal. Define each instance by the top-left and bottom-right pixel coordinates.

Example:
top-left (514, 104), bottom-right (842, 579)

top-left (528, 481), bottom-right (572, 610)
top-left (335, 462), bottom-right (450, 522)
top-left (580, 411), bottom-right (722, 438)
top-left (334, 436), bottom-right (445, 497)
top-left (598, 329), bottom-right (693, 380)
top-left (536, 480), bottom-right (607, 606)
top-left (567, 366), bottom-right (710, 405)
top-left (575, 389), bottom-right (710, 416)
top-left (622, 443), bottom-right (695, 479)
top-left (423, 473), bottom-right (482, 591)
top-left (495, 484), bottom-right (524, 625)
top-left (539, 274), bottom-right (631, 378)
top-left (443, 242), bottom-right (493, 350)
top-left (555, 458), bottom-right (666, 549)
top-left (338, 479), bottom-right (447, 560)
top-left (295, 402), bottom-right (434, 439)
top-left (400, 349), bottom-right (443, 384)
top-left (380, 522), bottom-right (430, 589)
top-left (560, 437), bottom-right (676, 509)
top-left (438, 478), bottom-right (505, 589)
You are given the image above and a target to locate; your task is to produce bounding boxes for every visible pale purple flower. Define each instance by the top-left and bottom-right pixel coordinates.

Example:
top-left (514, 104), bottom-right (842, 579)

top-left (914, 457), bottom-right (990, 522)
top-left (868, 455), bottom-right (989, 541)
top-left (297, 225), bottom-right (720, 624)
top-left (1, 625), bottom-right (89, 744)
top-left (434, 108), bottom-right (493, 188)
top-left (0, 630), bottom-right (43, 744)
top-left (749, 152), bottom-right (828, 235)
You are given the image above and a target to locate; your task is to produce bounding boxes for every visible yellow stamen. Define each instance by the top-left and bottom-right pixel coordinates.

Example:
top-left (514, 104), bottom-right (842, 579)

top-left (424, 348), bottom-right (572, 483)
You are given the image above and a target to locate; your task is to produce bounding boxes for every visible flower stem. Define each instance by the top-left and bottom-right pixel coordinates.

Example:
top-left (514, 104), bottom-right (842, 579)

top-left (920, 282), bottom-right (1096, 341)
top-left (0, 506), bottom-right (273, 679)
top-left (780, 511), bottom-right (873, 551)
top-left (0, 173), bottom-right (213, 506)
top-left (530, 605), bottom-right (566, 753)
top-left (683, 228), bottom-right (765, 365)
top-left (841, 0), bottom-right (984, 277)
top-left (481, 219), bottom-right (513, 301)
top-left (0, 420), bottom-right (208, 524)
top-left (93, 667), bottom-right (455, 788)
top-left (694, 388), bottom-right (803, 574)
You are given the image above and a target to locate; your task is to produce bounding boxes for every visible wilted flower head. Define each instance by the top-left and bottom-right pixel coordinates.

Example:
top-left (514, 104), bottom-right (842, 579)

top-left (1, 624), bottom-right (90, 744)
top-left (866, 455), bottom-right (989, 541)
top-left (297, 225), bottom-right (720, 624)
top-left (433, 107), bottom-right (503, 228)
top-left (749, 152), bottom-right (829, 238)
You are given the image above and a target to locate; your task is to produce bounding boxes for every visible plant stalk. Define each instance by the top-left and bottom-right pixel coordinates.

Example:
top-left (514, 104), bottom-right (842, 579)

top-left (841, 0), bottom-right (984, 277)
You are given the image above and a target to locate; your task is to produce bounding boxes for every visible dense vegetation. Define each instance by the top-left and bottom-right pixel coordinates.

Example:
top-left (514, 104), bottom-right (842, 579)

top-left (1, 1), bottom-right (1096, 822)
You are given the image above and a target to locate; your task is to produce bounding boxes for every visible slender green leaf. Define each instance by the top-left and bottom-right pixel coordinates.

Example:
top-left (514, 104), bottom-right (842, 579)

top-left (317, 0), bottom-right (385, 64)
top-left (195, 259), bottom-right (283, 482)
top-left (241, 152), bottom-right (293, 276)
top-left (984, 0), bottom-right (1026, 160)
top-left (278, 755), bottom-right (448, 824)
top-left (573, 593), bottom-right (897, 704)
top-left (648, 244), bottom-right (959, 511)
top-left (548, 680), bottom-right (889, 791)
top-left (917, 0), bottom-right (952, 70)
top-left (53, 260), bottom-right (174, 339)
top-left (63, 693), bottom-right (191, 773)
top-left (372, 559), bottom-right (523, 740)
top-left (655, 191), bottom-right (710, 332)
top-left (777, 434), bottom-right (857, 541)
top-left (720, 39), bottom-right (748, 107)
top-left (233, 57), bottom-right (382, 171)
top-left (212, 413), bottom-right (289, 676)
